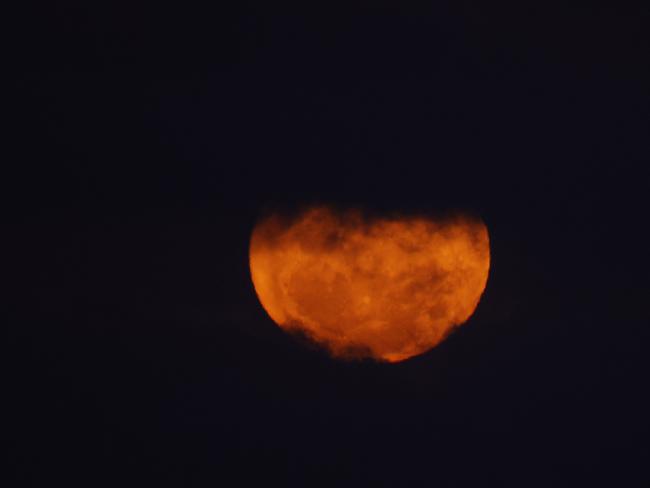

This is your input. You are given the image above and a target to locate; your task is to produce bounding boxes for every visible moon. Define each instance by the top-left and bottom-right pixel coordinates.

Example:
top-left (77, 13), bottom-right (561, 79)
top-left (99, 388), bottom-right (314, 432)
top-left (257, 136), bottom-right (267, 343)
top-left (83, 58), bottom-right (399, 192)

top-left (249, 206), bottom-right (490, 362)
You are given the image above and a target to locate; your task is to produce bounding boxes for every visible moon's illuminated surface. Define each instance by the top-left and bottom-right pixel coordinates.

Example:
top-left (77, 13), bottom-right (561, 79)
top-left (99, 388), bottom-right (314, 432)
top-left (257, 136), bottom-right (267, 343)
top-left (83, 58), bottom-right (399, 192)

top-left (249, 206), bottom-right (490, 362)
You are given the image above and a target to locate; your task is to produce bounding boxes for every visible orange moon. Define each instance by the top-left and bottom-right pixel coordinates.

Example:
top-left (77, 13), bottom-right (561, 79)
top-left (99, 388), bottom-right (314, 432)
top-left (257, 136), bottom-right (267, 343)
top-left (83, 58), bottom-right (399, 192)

top-left (249, 206), bottom-right (490, 362)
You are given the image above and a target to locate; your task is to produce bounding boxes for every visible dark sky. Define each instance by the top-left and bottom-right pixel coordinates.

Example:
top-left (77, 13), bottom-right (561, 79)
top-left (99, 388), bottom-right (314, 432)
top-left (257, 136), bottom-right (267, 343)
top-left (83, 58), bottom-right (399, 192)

top-left (8, 2), bottom-right (650, 487)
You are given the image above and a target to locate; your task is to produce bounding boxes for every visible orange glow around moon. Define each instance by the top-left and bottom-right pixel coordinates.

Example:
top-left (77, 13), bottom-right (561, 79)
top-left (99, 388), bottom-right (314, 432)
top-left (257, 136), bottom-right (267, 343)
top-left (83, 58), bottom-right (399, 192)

top-left (249, 206), bottom-right (490, 362)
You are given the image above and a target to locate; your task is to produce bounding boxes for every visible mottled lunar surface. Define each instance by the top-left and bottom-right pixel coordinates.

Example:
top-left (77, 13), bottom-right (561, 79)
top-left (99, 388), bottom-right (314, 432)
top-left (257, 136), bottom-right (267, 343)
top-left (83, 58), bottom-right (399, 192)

top-left (250, 207), bottom-right (490, 362)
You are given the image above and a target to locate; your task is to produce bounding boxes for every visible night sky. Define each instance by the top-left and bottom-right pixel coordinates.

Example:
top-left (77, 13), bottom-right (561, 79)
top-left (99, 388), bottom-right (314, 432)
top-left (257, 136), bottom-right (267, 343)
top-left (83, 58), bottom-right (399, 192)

top-left (9, 2), bottom-right (650, 486)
